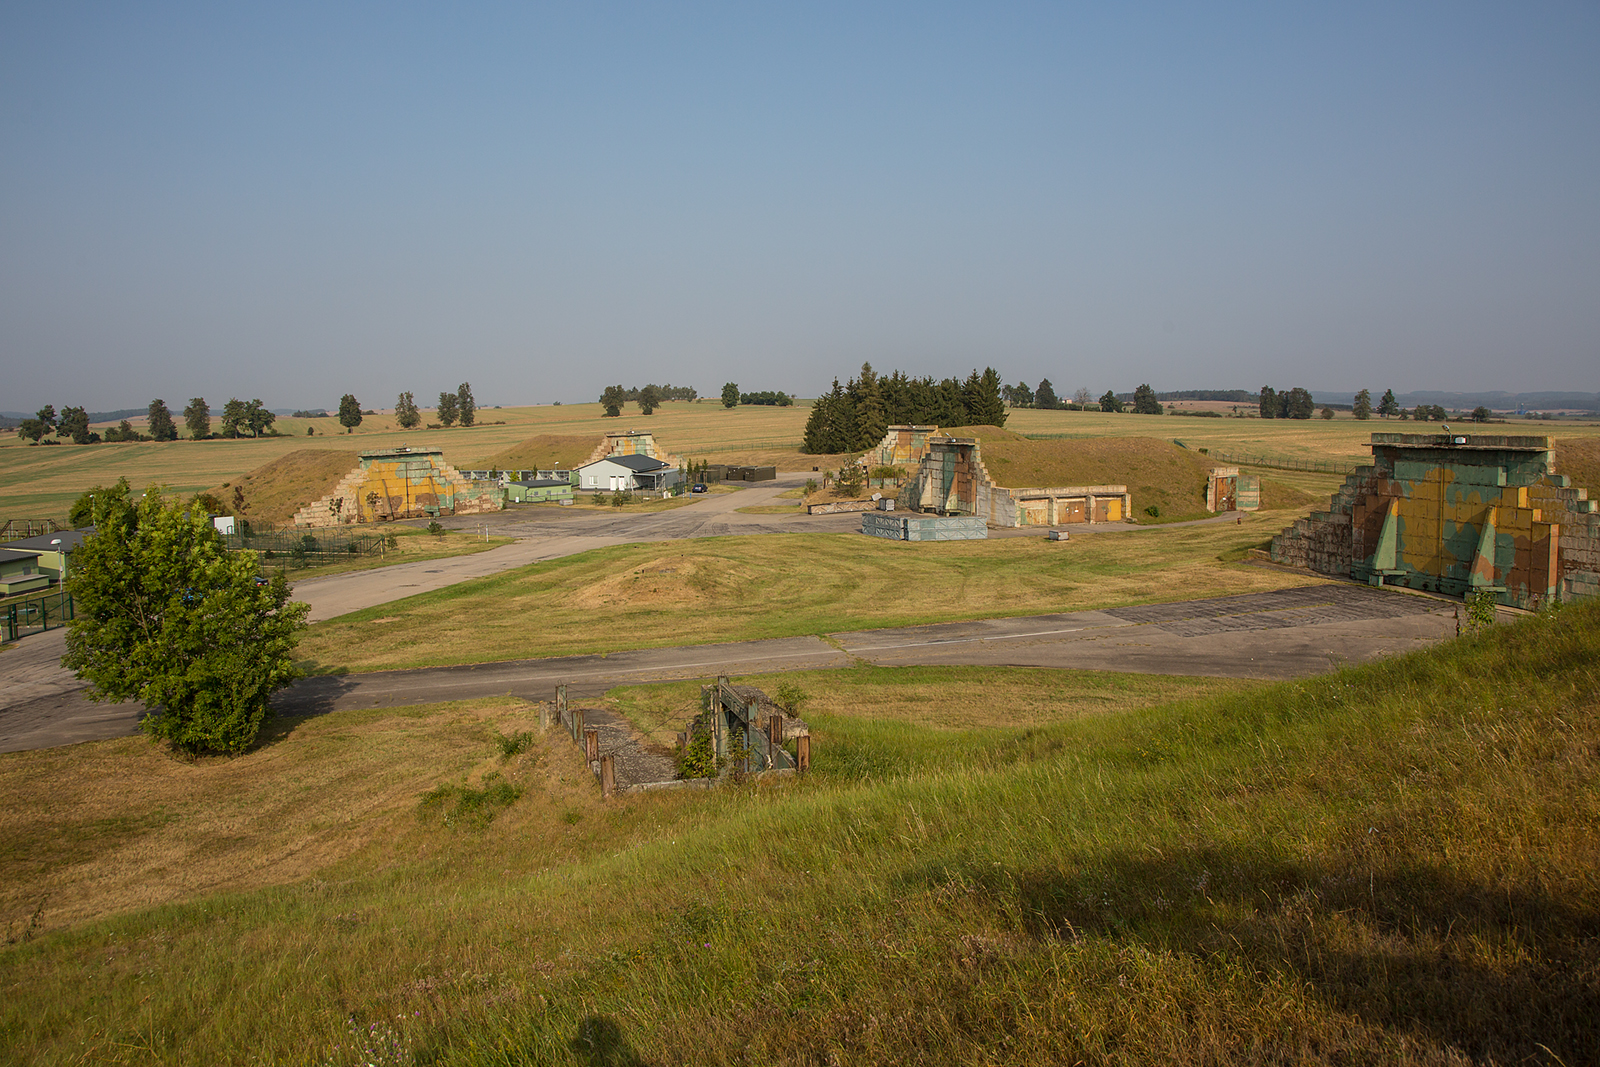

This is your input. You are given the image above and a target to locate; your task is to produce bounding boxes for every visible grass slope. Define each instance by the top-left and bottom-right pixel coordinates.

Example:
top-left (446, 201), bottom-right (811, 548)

top-left (481, 433), bottom-right (613, 473)
top-left (202, 448), bottom-right (360, 524)
top-left (1, 603), bottom-right (1596, 1064)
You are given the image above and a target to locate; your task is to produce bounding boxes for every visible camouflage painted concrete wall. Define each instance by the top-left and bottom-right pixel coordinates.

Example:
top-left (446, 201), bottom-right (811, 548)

top-left (860, 425), bottom-right (941, 470)
top-left (581, 431), bottom-right (681, 471)
top-left (886, 432), bottom-right (1130, 528)
top-left (1272, 434), bottom-right (1597, 608)
top-left (292, 448), bottom-right (502, 527)
top-left (1206, 467), bottom-right (1260, 512)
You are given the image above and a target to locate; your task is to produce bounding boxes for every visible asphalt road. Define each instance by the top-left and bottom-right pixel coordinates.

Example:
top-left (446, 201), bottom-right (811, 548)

top-left (0, 584), bottom-right (1455, 754)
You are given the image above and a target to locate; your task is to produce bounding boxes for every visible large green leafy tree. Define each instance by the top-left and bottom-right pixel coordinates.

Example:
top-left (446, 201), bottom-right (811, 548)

top-left (1100, 390), bottom-right (1123, 413)
top-left (721, 382), bottom-right (740, 408)
top-left (437, 391), bottom-right (460, 426)
top-left (147, 398), bottom-right (178, 440)
top-left (395, 391), bottom-right (421, 429)
top-left (1353, 389), bottom-right (1373, 420)
top-left (63, 488), bottom-right (309, 755)
top-left (598, 384), bottom-right (628, 417)
top-left (184, 397), bottom-right (210, 439)
top-left (338, 393), bottom-right (363, 431)
top-left (456, 382), bottom-right (476, 427)
top-left (1131, 383), bottom-right (1162, 414)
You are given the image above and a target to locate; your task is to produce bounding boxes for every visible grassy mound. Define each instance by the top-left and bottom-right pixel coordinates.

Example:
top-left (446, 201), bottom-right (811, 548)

top-left (204, 448), bottom-right (359, 524)
top-left (481, 433), bottom-right (611, 473)
top-left (1556, 436), bottom-right (1600, 500)
top-left (3, 602), bottom-right (1597, 1063)
top-left (947, 429), bottom-right (1215, 520)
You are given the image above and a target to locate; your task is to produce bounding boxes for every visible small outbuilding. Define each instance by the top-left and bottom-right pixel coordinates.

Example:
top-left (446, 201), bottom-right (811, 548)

top-left (0, 549), bottom-right (50, 597)
top-left (507, 478), bottom-right (576, 504)
top-left (0, 528), bottom-right (93, 584)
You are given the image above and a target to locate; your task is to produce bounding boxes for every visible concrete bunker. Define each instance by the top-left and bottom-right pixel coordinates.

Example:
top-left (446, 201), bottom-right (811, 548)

top-left (290, 447), bottom-right (503, 528)
top-left (1270, 433), bottom-right (1600, 608)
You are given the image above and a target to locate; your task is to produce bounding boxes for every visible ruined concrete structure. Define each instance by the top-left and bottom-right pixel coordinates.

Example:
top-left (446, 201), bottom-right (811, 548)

top-left (582, 430), bottom-right (680, 471)
top-left (291, 447), bottom-right (503, 527)
top-left (1270, 433), bottom-right (1600, 608)
top-left (864, 426), bottom-right (1132, 528)
top-left (1206, 466), bottom-right (1260, 512)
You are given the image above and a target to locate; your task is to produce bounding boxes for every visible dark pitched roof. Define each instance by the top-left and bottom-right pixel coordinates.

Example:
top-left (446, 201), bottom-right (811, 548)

top-left (581, 454), bottom-right (670, 473)
top-left (0, 528), bottom-right (93, 553)
top-left (0, 548), bottom-right (43, 564)
top-left (511, 479), bottom-right (573, 488)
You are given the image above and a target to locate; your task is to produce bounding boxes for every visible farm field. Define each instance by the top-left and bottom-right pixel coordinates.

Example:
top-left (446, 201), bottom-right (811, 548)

top-left (5, 399), bottom-right (1597, 522)
top-left (295, 517), bottom-right (1319, 673)
top-left (1, 602), bottom-right (1595, 1064)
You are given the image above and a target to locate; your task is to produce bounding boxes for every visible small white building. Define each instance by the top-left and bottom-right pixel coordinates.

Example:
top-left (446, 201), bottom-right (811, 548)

top-left (573, 454), bottom-right (681, 493)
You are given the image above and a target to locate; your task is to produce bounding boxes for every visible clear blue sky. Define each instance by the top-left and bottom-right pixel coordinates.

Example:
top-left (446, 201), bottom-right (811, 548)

top-left (3, 2), bottom-right (1596, 411)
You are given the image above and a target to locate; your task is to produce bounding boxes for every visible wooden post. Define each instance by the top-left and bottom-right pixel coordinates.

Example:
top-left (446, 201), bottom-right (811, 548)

top-left (676, 731), bottom-right (686, 751)
top-left (572, 707), bottom-right (584, 743)
top-left (556, 684), bottom-right (567, 727)
top-left (584, 726), bottom-right (599, 763)
top-left (768, 714), bottom-right (783, 745)
top-left (600, 754), bottom-right (616, 798)
top-left (797, 734), bottom-right (811, 773)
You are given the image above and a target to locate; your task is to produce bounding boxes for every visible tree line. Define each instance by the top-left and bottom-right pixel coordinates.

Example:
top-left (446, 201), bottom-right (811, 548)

top-left (595, 383), bottom-right (700, 416)
top-left (801, 364), bottom-right (1006, 455)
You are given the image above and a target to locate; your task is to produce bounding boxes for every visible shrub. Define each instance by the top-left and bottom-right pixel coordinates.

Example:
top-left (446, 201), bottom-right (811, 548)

top-left (495, 730), bottom-right (536, 758)
top-left (417, 773), bottom-right (522, 829)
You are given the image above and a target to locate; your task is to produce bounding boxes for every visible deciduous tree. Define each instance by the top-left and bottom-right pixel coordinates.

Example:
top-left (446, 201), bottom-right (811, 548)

top-left (1100, 390), bottom-right (1123, 413)
top-left (1035, 379), bottom-right (1058, 410)
top-left (437, 391), bottom-right (459, 426)
top-left (456, 383), bottom-right (476, 427)
top-left (146, 399), bottom-right (177, 440)
top-left (637, 384), bottom-right (663, 415)
top-left (599, 385), bottom-right (627, 418)
top-left (221, 398), bottom-right (249, 438)
top-left (63, 487), bottom-right (308, 755)
top-left (395, 391), bottom-right (421, 429)
top-left (184, 397), bottom-right (211, 439)
top-left (1132, 383), bottom-right (1161, 415)
top-left (58, 406), bottom-right (92, 443)
top-left (721, 382), bottom-right (740, 409)
top-left (338, 394), bottom-right (363, 431)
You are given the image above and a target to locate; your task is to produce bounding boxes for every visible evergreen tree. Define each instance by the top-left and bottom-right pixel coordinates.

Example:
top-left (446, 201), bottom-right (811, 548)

top-left (1378, 388), bottom-right (1399, 418)
top-left (1132, 383), bottom-right (1162, 415)
top-left (184, 398), bottom-right (210, 439)
top-left (851, 363), bottom-right (888, 450)
top-left (146, 399), bottom-right (178, 441)
top-left (1353, 389), bottom-right (1373, 420)
top-left (36, 405), bottom-right (57, 434)
top-left (1035, 379), bottom-right (1058, 410)
top-left (437, 391), bottom-right (459, 426)
top-left (1100, 390), bottom-right (1123, 413)
top-left (456, 383), bottom-right (476, 427)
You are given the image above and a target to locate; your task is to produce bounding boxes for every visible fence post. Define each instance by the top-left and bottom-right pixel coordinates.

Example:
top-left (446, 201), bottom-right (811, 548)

top-left (600, 754), bottom-right (616, 798)
top-left (768, 714), bottom-right (783, 746)
top-left (555, 684), bottom-right (566, 727)
top-left (584, 726), bottom-right (599, 763)
top-left (797, 734), bottom-right (810, 773)
top-left (571, 707), bottom-right (584, 743)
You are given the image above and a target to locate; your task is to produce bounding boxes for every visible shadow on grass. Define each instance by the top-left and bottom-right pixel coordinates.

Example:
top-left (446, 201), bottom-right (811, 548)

top-left (569, 1015), bottom-right (650, 1067)
top-left (904, 844), bottom-right (1600, 1062)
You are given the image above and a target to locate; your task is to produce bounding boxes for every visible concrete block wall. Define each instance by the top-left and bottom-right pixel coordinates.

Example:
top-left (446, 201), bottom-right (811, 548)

top-left (292, 449), bottom-right (503, 528)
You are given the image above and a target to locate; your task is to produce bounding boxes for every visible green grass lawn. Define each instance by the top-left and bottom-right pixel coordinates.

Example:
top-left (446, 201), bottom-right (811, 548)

top-left (2, 599), bottom-right (1596, 1064)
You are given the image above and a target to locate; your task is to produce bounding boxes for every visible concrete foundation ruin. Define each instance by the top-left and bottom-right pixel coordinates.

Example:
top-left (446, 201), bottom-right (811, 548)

top-left (864, 427), bottom-right (1132, 528)
top-left (291, 447), bottom-right (502, 527)
top-left (1270, 433), bottom-right (1600, 608)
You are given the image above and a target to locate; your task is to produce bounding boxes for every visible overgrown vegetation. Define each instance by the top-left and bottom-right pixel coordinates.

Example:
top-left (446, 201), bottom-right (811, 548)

top-left (2, 603), bottom-right (1596, 1063)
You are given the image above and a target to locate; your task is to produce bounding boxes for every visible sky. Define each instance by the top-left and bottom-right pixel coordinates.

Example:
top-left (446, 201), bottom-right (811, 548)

top-left (3, 2), bottom-right (1597, 412)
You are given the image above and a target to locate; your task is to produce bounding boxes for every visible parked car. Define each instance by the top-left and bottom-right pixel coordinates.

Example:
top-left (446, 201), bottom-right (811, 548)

top-left (691, 484), bottom-right (708, 494)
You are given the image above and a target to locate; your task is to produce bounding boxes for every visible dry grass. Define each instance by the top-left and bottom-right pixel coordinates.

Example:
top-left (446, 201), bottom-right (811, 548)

top-left (0, 697), bottom-right (571, 937)
top-left (296, 517), bottom-right (1316, 672)
top-left (200, 448), bottom-right (359, 524)
top-left (609, 665), bottom-right (1261, 748)
top-left (480, 433), bottom-right (614, 472)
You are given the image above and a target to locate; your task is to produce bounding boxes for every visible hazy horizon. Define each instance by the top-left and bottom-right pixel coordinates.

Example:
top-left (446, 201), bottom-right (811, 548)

top-left (4, 4), bottom-right (1596, 412)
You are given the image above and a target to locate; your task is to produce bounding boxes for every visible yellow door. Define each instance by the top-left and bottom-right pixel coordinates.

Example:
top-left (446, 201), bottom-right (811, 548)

top-left (1105, 498), bottom-right (1121, 521)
